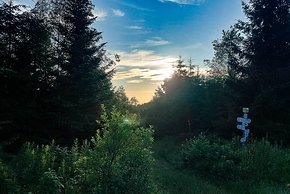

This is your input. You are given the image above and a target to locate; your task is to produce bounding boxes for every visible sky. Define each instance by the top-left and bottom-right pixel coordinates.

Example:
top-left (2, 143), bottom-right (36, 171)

top-left (14, 0), bottom-right (245, 103)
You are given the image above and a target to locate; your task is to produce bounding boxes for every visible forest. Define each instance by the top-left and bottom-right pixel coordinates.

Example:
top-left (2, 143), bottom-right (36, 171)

top-left (1, 0), bottom-right (290, 193)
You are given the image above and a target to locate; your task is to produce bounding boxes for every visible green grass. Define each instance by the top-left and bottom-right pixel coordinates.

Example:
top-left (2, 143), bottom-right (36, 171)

top-left (153, 136), bottom-right (290, 194)
top-left (154, 160), bottom-right (227, 194)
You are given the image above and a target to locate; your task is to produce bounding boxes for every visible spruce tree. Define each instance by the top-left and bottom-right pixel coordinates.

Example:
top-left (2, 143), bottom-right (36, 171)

top-left (240, 0), bottom-right (290, 88)
top-left (238, 0), bottom-right (290, 142)
top-left (209, 27), bottom-right (244, 80)
top-left (0, 1), bottom-right (55, 145)
top-left (0, 1), bottom-right (21, 144)
top-left (52, 0), bottom-right (113, 141)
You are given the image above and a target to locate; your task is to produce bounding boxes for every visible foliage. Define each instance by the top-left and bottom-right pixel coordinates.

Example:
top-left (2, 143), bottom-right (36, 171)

top-left (239, 0), bottom-right (290, 87)
top-left (206, 27), bottom-right (245, 80)
top-left (154, 136), bottom-right (290, 194)
top-left (0, 0), bottom-right (114, 146)
top-left (0, 110), bottom-right (155, 193)
top-left (141, 63), bottom-right (237, 138)
top-left (0, 1), bottom-right (56, 146)
top-left (0, 160), bottom-right (19, 194)
top-left (181, 135), bottom-right (241, 180)
top-left (180, 135), bottom-right (290, 183)
top-left (111, 86), bottom-right (139, 115)
top-left (49, 0), bottom-right (114, 141)
top-left (142, 0), bottom-right (290, 144)
top-left (241, 140), bottom-right (290, 183)
top-left (216, 0), bottom-right (290, 143)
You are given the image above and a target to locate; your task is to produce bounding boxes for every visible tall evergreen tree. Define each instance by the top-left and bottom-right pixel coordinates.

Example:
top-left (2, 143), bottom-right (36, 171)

top-left (208, 27), bottom-right (245, 80)
top-left (0, 1), bottom-right (55, 146)
top-left (51, 0), bottom-right (113, 141)
top-left (207, 27), bottom-right (247, 112)
top-left (236, 0), bottom-right (290, 142)
top-left (0, 1), bottom-right (22, 144)
top-left (239, 0), bottom-right (290, 89)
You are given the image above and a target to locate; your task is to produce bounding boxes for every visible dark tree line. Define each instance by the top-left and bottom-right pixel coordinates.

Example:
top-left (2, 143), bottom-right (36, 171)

top-left (141, 0), bottom-right (290, 144)
top-left (216, 0), bottom-right (290, 143)
top-left (1, 0), bottom-right (290, 147)
top-left (0, 0), bottom-right (114, 147)
top-left (141, 60), bottom-right (235, 138)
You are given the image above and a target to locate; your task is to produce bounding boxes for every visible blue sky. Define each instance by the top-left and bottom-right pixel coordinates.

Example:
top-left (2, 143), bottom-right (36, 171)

top-left (15, 0), bottom-right (245, 103)
top-left (93, 0), bottom-right (245, 103)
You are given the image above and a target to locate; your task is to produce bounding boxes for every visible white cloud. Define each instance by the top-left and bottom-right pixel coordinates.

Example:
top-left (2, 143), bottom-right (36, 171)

top-left (130, 37), bottom-right (171, 48)
top-left (115, 50), bottom-right (177, 68)
top-left (159, 0), bottom-right (204, 5)
top-left (118, 1), bottom-right (153, 12)
top-left (145, 37), bottom-right (171, 46)
top-left (112, 50), bottom-right (177, 82)
top-left (127, 80), bottom-right (144, 84)
top-left (112, 9), bottom-right (125, 17)
top-left (93, 9), bottom-right (107, 21)
top-left (114, 68), bottom-right (174, 82)
top-left (128, 26), bottom-right (143, 30)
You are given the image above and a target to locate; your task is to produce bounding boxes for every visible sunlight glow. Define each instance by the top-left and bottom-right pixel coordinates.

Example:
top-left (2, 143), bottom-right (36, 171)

top-left (156, 68), bottom-right (174, 81)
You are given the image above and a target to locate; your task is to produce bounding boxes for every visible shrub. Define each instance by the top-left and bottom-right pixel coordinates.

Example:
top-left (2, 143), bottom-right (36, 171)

top-left (9, 109), bottom-right (155, 193)
top-left (181, 135), bottom-right (290, 184)
top-left (240, 140), bottom-right (290, 183)
top-left (0, 160), bottom-right (19, 194)
top-left (181, 135), bottom-right (241, 180)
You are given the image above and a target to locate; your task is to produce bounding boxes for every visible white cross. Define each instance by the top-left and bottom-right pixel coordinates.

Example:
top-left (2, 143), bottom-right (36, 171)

top-left (237, 108), bottom-right (251, 143)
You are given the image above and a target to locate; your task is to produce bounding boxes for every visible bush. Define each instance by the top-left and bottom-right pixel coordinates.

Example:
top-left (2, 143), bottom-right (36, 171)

top-left (6, 109), bottom-right (155, 193)
top-left (181, 135), bottom-right (290, 184)
top-left (181, 135), bottom-right (241, 180)
top-left (0, 160), bottom-right (19, 194)
top-left (240, 140), bottom-right (290, 183)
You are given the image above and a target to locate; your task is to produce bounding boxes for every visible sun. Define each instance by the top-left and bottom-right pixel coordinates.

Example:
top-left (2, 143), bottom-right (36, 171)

top-left (158, 68), bottom-right (174, 81)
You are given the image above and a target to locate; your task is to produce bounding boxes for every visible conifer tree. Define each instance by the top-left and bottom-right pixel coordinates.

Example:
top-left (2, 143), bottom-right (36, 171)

top-left (209, 27), bottom-right (244, 80)
top-left (237, 0), bottom-right (290, 142)
top-left (51, 0), bottom-right (113, 140)
top-left (239, 0), bottom-right (290, 89)
top-left (0, 1), bottom-right (22, 143)
top-left (0, 1), bottom-right (54, 145)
